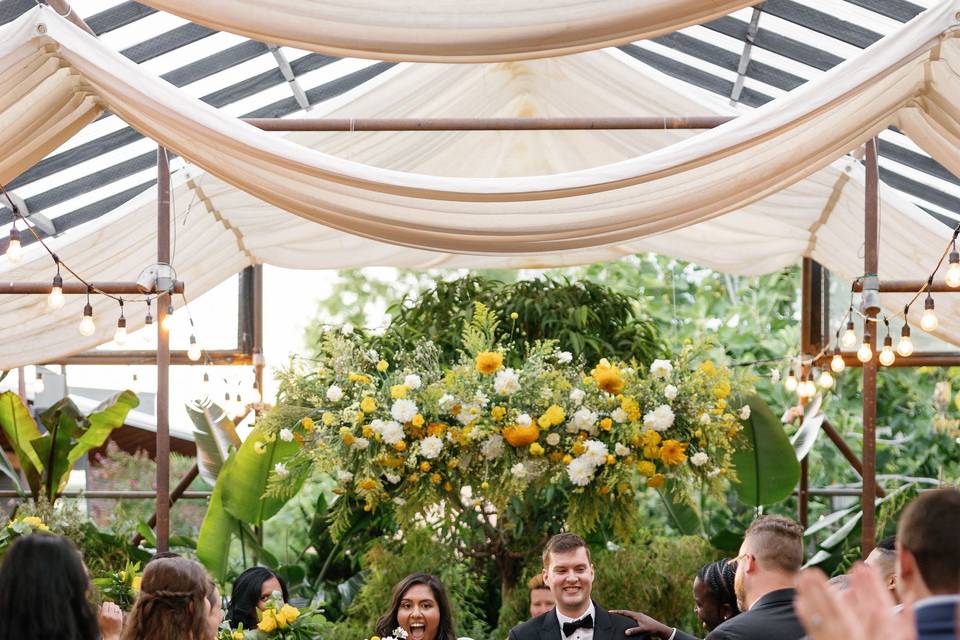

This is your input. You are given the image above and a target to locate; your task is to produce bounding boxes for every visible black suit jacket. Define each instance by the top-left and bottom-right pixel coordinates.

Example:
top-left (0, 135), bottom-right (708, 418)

top-left (508, 602), bottom-right (646, 640)
top-left (705, 589), bottom-right (805, 640)
top-left (916, 597), bottom-right (960, 640)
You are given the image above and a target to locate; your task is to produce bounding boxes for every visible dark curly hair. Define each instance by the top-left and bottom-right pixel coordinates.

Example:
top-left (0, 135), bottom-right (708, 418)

top-left (698, 558), bottom-right (740, 614)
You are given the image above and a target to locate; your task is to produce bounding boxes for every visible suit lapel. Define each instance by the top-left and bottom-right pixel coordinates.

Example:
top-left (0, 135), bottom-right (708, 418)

top-left (592, 602), bottom-right (615, 640)
top-left (540, 609), bottom-right (561, 640)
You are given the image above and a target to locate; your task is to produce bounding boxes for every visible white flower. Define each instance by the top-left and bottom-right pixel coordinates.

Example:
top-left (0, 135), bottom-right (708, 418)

top-left (663, 384), bottom-right (678, 401)
top-left (494, 368), bottom-right (521, 395)
top-left (403, 374), bottom-right (422, 389)
top-left (340, 323), bottom-right (354, 336)
top-left (393, 627), bottom-right (409, 640)
top-left (391, 399), bottom-right (418, 423)
top-left (569, 388), bottom-right (585, 405)
top-left (481, 435), bottom-right (504, 460)
top-left (474, 392), bottom-right (490, 407)
top-left (511, 463), bottom-right (527, 479)
top-left (611, 408), bottom-right (628, 424)
top-left (571, 408), bottom-right (598, 434)
top-left (273, 462), bottom-right (289, 478)
top-left (770, 368), bottom-right (781, 383)
top-left (456, 404), bottom-right (480, 425)
top-left (438, 394), bottom-right (455, 410)
top-left (606, 541), bottom-right (622, 551)
top-left (392, 497), bottom-right (406, 506)
top-left (739, 405), bottom-right (752, 420)
top-left (365, 349), bottom-right (379, 362)
top-left (546, 433), bottom-right (561, 446)
top-left (385, 473), bottom-right (401, 484)
top-left (582, 439), bottom-right (609, 466)
top-left (691, 452), bottom-right (709, 467)
top-left (556, 351), bottom-right (573, 364)
top-left (380, 421), bottom-right (404, 445)
top-left (615, 443), bottom-right (631, 457)
top-left (644, 404), bottom-right (675, 432)
top-left (326, 385), bottom-right (344, 402)
top-left (517, 413), bottom-right (532, 427)
top-left (707, 468), bottom-right (722, 478)
top-left (567, 456), bottom-right (596, 486)
top-left (279, 428), bottom-right (294, 442)
top-left (369, 418), bottom-right (385, 435)
top-left (337, 470), bottom-right (354, 483)
top-left (650, 359), bottom-right (673, 379)
top-left (699, 413), bottom-right (711, 425)
top-left (419, 436), bottom-right (443, 459)
top-left (353, 437), bottom-right (370, 450)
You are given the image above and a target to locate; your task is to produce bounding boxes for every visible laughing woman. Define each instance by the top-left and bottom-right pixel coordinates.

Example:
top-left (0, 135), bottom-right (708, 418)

top-left (375, 574), bottom-right (458, 640)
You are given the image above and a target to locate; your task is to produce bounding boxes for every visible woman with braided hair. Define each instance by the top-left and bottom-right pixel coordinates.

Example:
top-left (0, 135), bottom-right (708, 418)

top-left (611, 558), bottom-right (741, 639)
top-left (121, 557), bottom-right (221, 640)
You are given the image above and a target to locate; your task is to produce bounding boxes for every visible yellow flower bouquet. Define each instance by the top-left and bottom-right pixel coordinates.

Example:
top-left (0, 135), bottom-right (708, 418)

top-left (222, 591), bottom-right (325, 639)
top-left (92, 560), bottom-right (141, 610)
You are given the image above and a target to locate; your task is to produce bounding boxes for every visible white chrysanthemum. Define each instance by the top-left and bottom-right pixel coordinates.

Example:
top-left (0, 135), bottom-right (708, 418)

top-left (474, 392), bottom-right (490, 407)
top-left (644, 404), bottom-right (675, 432)
top-left (337, 470), bottom-right (354, 483)
top-left (326, 385), bottom-right (344, 402)
top-left (650, 359), bottom-right (673, 379)
top-left (456, 404), bottom-right (480, 425)
top-left (615, 443), bottom-right (631, 457)
top-left (419, 436), bottom-right (443, 459)
top-left (380, 421), bottom-right (405, 445)
top-left (567, 456), bottom-right (596, 486)
top-left (517, 413), bottom-right (532, 427)
top-left (438, 394), bottom-right (455, 410)
top-left (341, 323), bottom-right (354, 336)
top-left (571, 408), bottom-right (598, 433)
top-left (664, 384), bottom-right (678, 401)
top-left (569, 388), bottom-right (586, 405)
top-left (385, 473), bottom-right (401, 484)
top-left (369, 419), bottom-right (385, 435)
top-left (493, 368), bottom-right (521, 395)
top-left (279, 428), bottom-right (294, 442)
top-left (699, 413), bottom-right (711, 425)
top-left (353, 437), bottom-right (370, 450)
top-left (556, 351), bottom-right (573, 364)
top-left (546, 433), bottom-right (561, 446)
top-left (403, 373), bottom-right (422, 389)
top-left (691, 452), bottom-right (709, 466)
top-left (273, 462), bottom-right (289, 478)
top-left (740, 405), bottom-right (752, 420)
top-left (481, 435), bottom-right (505, 460)
top-left (582, 439), bottom-right (609, 466)
top-left (611, 408), bottom-right (629, 423)
top-left (511, 463), bottom-right (527, 479)
top-left (391, 399), bottom-right (418, 423)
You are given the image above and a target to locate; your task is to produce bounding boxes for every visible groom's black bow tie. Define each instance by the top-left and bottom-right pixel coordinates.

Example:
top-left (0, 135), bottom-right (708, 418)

top-left (563, 614), bottom-right (594, 637)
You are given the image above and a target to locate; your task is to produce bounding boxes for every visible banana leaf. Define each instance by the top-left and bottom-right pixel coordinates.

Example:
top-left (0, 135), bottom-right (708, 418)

top-left (186, 398), bottom-right (240, 485)
top-left (732, 394), bottom-right (801, 507)
top-left (0, 391), bottom-right (42, 473)
top-left (220, 425), bottom-right (304, 524)
top-left (790, 395), bottom-right (824, 462)
top-left (197, 461), bottom-right (237, 580)
top-left (29, 411), bottom-right (78, 500)
top-left (0, 449), bottom-right (23, 495)
top-left (69, 390), bottom-right (138, 464)
top-left (657, 478), bottom-right (703, 535)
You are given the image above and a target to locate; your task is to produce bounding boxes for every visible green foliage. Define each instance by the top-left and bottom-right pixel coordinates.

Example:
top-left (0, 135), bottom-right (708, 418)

top-left (91, 560), bottom-right (141, 610)
top-left (187, 397), bottom-right (242, 486)
top-left (731, 395), bottom-right (802, 507)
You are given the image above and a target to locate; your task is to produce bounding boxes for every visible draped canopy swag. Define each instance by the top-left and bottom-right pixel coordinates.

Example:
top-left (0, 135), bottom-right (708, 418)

top-left (3, 3), bottom-right (960, 368)
top-left (134, 0), bottom-right (759, 63)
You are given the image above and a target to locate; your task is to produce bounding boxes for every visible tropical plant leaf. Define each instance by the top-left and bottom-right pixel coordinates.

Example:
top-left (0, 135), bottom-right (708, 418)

top-left (657, 479), bottom-right (703, 535)
top-left (186, 397), bottom-right (241, 485)
top-left (0, 448), bottom-right (23, 495)
top-left (29, 412), bottom-right (77, 500)
top-left (0, 391), bottom-right (43, 473)
top-left (197, 466), bottom-right (237, 580)
top-left (791, 395), bottom-right (825, 462)
top-left (68, 390), bottom-right (139, 464)
top-left (731, 395), bottom-right (801, 506)
top-left (220, 425), bottom-right (304, 524)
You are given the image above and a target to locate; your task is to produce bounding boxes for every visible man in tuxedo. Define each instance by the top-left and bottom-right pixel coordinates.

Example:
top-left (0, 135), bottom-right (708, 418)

top-left (509, 533), bottom-right (640, 640)
top-left (895, 488), bottom-right (960, 640)
top-left (706, 515), bottom-right (805, 640)
top-left (864, 535), bottom-right (899, 603)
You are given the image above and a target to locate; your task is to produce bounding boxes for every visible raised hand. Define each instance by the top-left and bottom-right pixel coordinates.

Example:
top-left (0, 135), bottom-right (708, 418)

top-left (98, 601), bottom-right (124, 640)
top-left (609, 609), bottom-right (674, 638)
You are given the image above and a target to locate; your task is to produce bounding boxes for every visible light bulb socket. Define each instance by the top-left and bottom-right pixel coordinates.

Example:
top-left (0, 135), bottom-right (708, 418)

top-left (189, 334), bottom-right (197, 345)
top-left (166, 305), bottom-right (174, 315)
top-left (51, 274), bottom-right (62, 289)
top-left (83, 303), bottom-right (93, 318)
top-left (203, 372), bottom-right (210, 383)
top-left (8, 228), bottom-right (20, 243)
top-left (950, 249), bottom-right (960, 266)
top-left (901, 324), bottom-right (911, 338)
top-left (846, 319), bottom-right (855, 331)
top-left (145, 312), bottom-right (153, 325)
top-left (883, 334), bottom-right (892, 348)
top-left (925, 293), bottom-right (935, 310)
top-left (116, 317), bottom-right (126, 329)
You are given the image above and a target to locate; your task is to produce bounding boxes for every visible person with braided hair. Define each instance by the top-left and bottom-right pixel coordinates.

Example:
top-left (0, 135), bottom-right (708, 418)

top-left (120, 557), bottom-right (220, 640)
top-left (610, 558), bottom-right (741, 639)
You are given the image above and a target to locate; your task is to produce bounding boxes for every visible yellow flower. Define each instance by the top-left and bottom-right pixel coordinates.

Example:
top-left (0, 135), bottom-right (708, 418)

top-left (349, 372), bottom-right (371, 384)
top-left (544, 405), bottom-right (565, 426)
top-left (132, 576), bottom-right (142, 591)
top-left (571, 442), bottom-right (586, 456)
top-left (420, 462), bottom-right (432, 472)
top-left (371, 636), bottom-right (382, 640)
top-left (427, 423), bottom-right (446, 437)
top-left (562, 454), bottom-right (573, 465)
top-left (600, 418), bottom-right (612, 431)
top-left (620, 396), bottom-right (640, 421)
top-left (643, 430), bottom-right (662, 447)
top-left (362, 425), bottom-right (374, 438)
top-left (713, 380), bottom-right (731, 399)
top-left (636, 460), bottom-right (656, 477)
top-left (491, 406), bottom-right (507, 421)
top-left (599, 486), bottom-right (610, 495)
top-left (411, 414), bottom-right (425, 427)
top-left (699, 361), bottom-right (716, 375)
top-left (277, 604), bottom-right (300, 626)
top-left (481, 481), bottom-right (490, 490)
top-left (118, 571), bottom-right (127, 582)
top-left (394, 440), bottom-right (407, 452)
top-left (358, 479), bottom-right (378, 491)
top-left (20, 516), bottom-right (47, 531)
top-left (447, 458), bottom-right (459, 469)
top-left (659, 439), bottom-right (688, 465)
top-left (529, 442), bottom-right (545, 456)
top-left (443, 481), bottom-right (453, 492)
top-left (606, 454), bottom-right (616, 465)
top-left (360, 396), bottom-right (377, 413)
top-left (390, 384), bottom-right (409, 399)
top-left (301, 417), bottom-right (315, 431)
top-left (591, 359), bottom-right (624, 395)
top-left (322, 412), bottom-right (336, 426)
top-left (233, 631), bottom-right (245, 640)
top-left (475, 351), bottom-right (503, 375)
top-left (647, 473), bottom-right (666, 489)
top-left (253, 441), bottom-right (267, 455)
top-left (377, 360), bottom-right (389, 372)
top-left (258, 610), bottom-right (278, 632)
top-left (644, 444), bottom-right (660, 460)
top-left (510, 312), bottom-right (519, 320)
top-left (340, 428), bottom-right (355, 446)
top-left (430, 473), bottom-right (442, 484)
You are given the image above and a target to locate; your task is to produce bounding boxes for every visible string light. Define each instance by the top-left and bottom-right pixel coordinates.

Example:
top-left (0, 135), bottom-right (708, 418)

top-left (830, 347), bottom-right (845, 373)
top-left (187, 334), bottom-right (201, 361)
top-left (857, 333), bottom-right (874, 363)
top-left (6, 226), bottom-right (22, 263)
top-left (841, 318), bottom-right (857, 348)
top-left (817, 369), bottom-right (834, 389)
top-left (249, 379), bottom-right (262, 404)
top-left (784, 369), bottom-right (798, 392)
top-left (113, 299), bottom-right (127, 345)
top-left (144, 299), bottom-right (153, 327)
top-left (78, 288), bottom-right (95, 336)
top-left (920, 292), bottom-right (938, 332)
top-left (798, 372), bottom-right (816, 399)
top-left (160, 305), bottom-right (175, 332)
top-left (879, 335), bottom-right (895, 367)
top-left (897, 320), bottom-right (914, 357)
top-left (201, 371), bottom-right (211, 397)
top-left (47, 259), bottom-right (64, 310)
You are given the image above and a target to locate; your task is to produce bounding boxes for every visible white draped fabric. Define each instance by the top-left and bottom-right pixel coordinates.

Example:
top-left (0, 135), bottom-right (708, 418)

top-left (134, 0), bottom-right (758, 63)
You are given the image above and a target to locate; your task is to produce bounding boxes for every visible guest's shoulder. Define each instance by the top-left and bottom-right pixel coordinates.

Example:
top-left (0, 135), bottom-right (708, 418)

top-left (597, 604), bottom-right (646, 636)
top-left (509, 611), bottom-right (550, 640)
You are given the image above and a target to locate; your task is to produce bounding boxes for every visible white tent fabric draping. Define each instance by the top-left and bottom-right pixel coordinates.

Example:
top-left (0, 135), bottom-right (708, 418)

top-left (2, 5), bottom-right (960, 254)
top-left (135, 0), bottom-right (758, 63)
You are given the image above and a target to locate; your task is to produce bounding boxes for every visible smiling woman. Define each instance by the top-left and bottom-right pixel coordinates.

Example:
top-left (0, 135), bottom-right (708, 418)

top-left (375, 574), bottom-right (458, 640)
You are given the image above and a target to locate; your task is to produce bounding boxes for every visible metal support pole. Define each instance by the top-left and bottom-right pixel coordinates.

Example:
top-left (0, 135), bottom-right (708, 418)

top-left (0, 281), bottom-right (184, 294)
top-left (16, 367), bottom-right (26, 403)
top-left (242, 116), bottom-right (735, 131)
top-left (862, 138), bottom-right (880, 557)
top-left (156, 146), bottom-right (171, 552)
top-left (253, 264), bottom-right (264, 412)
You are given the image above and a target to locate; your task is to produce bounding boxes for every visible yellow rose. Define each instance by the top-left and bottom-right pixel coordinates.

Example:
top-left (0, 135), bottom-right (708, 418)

top-left (394, 441), bottom-right (407, 452)
top-left (301, 417), bottom-right (315, 431)
top-left (491, 406), bottom-right (507, 421)
top-left (360, 396), bottom-right (377, 413)
top-left (475, 351), bottom-right (503, 375)
top-left (430, 473), bottom-right (442, 484)
top-left (562, 454), bottom-right (573, 465)
top-left (636, 460), bottom-right (656, 477)
top-left (642, 430), bottom-right (662, 447)
top-left (647, 473), bottom-right (666, 489)
top-left (443, 481), bottom-right (453, 492)
top-left (544, 405), bottom-right (565, 427)
top-left (390, 384), bottom-right (408, 399)
top-left (132, 576), bottom-right (142, 591)
top-left (529, 442), bottom-right (545, 456)
top-left (420, 462), bottom-right (432, 472)
top-left (591, 359), bottom-right (624, 395)
top-left (258, 610), bottom-right (278, 632)
top-left (606, 454), bottom-right (616, 465)
top-left (427, 423), bottom-right (446, 437)
top-left (659, 439), bottom-right (688, 465)
top-left (411, 414), bottom-right (425, 427)
top-left (620, 396), bottom-right (640, 421)
top-left (277, 604), bottom-right (300, 625)
top-left (377, 360), bottom-right (389, 372)
top-left (571, 442), bottom-right (586, 456)
top-left (600, 418), bottom-right (613, 431)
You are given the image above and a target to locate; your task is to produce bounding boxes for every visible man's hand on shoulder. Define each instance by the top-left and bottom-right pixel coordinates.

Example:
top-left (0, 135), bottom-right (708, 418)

top-left (609, 609), bottom-right (673, 638)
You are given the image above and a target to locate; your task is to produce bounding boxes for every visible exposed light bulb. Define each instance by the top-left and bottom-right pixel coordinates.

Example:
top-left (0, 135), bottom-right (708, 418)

top-left (920, 294), bottom-right (938, 332)
top-left (79, 303), bottom-right (96, 336)
top-left (6, 228), bottom-right (22, 263)
top-left (114, 316), bottom-right (127, 345)
top-left (857, 337), bottom-right (874, 364)
top-left (47, 274), bottom-right (64, 310)
top-left (818, 370), bottom-right (834, 389)
top-left (160, 305), bottom-right (174, 332)
top-left (897, 325), bottom-right (914, 357)
top-left (841, 320), bottom-right (857, 348)
top-left (201, 372), bottom-right (211, 398)
top-left (797, 377), bottom-right (816, 399)
top-left (947, 250), bottom-right (960, 288)
top-left (878, 335), bottom-right (895, 367)
top-left (784, 370), bottom-right (798, 392)
top-left (830, 352), bottom-right (845, 373)
top-left (187, 335), bottom-right (201, 362)
top-left (33, 371), bottom-right (44, 394)
top-left (249, 381), bottom-right (262, 404)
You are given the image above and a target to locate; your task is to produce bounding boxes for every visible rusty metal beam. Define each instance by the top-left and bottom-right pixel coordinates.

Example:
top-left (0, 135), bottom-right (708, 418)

top-left (243, 116), bottom-right (735, 131)
top-left (821, 419), bottom-right (886, 498)
top-left (0, 281), bottom-right (184, 295)
top-left (862, 136), bottom-right (880, 558)
top-left (852, 279), bottom-right (960, 293)
top-left (156, 146), bottom-right (171, 553)
top-left (52, 349), bottom-right (252, 366)
top-left (0, 490), bottom-right (210, 499)
top-left (818, 351), bottom-right (960, 368)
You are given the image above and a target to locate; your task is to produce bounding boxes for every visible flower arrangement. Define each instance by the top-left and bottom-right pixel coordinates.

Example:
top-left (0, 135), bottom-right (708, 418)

top-left (268, 304), bottom-right (750, 535)
top-left (92, 560), bottom-right (141, 610)
top-left (368, 628), bottom-right (409, 640)
top-left (0, 515), bottom-right (50, 553)
top-left (221, 592), bottom-right (325, 639)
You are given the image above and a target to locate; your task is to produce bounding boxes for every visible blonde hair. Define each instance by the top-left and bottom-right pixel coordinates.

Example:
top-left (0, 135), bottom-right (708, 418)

top-left (744, 515), bottom-right (804, 573)
top-left (121, 557), bottom-right (214, 640)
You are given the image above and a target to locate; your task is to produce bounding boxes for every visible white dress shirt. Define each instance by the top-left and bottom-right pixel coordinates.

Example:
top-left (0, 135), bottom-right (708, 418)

top-left (556, 602), bottom-right (596, 640)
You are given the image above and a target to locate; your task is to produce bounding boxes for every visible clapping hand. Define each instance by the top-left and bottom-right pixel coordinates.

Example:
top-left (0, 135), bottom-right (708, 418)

top-left (795, 563), bottom-right (915, 640)
top-left (609, 609), bottom-right (673, 638)
top-left (98, 601), bottom-right (124, 640)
